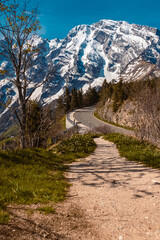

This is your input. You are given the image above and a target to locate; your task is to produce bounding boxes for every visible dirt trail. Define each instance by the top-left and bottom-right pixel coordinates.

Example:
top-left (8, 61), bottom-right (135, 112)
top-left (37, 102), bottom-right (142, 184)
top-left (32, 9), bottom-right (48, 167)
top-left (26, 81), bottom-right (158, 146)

top-left (66, 137), bottom-right (160, 240)
top-left (1, 137), bottom-right (160, 240)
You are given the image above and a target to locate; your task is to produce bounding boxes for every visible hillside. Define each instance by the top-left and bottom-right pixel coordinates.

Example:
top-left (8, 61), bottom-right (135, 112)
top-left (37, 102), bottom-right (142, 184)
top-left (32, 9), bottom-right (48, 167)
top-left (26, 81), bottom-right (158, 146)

top-left (0, 19), bottom-right (160, 132)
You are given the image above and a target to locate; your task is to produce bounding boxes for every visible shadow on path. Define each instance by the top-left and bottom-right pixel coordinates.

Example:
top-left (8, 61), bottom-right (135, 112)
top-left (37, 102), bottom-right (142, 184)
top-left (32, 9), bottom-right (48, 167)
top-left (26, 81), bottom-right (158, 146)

top-left (67, 138), bottom-right (160, 199)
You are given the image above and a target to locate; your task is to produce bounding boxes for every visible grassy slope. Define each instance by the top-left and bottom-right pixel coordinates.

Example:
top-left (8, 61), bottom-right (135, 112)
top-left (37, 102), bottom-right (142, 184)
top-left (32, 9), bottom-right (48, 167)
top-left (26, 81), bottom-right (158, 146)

top-left (104, 133), bottom-right (160, 169)
top-left (0, 134), bottom-right (96, 224)
top-left (0, 124), bottom-right (19, 139)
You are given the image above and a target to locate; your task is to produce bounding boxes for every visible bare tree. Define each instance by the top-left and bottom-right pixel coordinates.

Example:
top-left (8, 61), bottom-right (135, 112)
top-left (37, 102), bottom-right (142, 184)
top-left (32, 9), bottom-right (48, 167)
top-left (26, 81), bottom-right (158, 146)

top-left (0, 0), bottom-right (57, 148)
top-left (133, 84), bottom-right (160, 146)
top-left (25, 100), bottom-right (54, 148)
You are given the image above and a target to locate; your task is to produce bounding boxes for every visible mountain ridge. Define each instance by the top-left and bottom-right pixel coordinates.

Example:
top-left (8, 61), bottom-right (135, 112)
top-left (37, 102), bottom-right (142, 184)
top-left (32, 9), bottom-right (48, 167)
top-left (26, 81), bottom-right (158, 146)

top-left (0, 19), bottom-right (160, 129)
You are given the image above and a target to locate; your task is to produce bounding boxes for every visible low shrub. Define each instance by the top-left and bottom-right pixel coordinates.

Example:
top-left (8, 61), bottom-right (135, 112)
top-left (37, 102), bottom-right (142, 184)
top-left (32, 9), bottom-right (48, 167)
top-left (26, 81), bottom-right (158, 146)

top-left (55, 134), bottom-right (96, 156)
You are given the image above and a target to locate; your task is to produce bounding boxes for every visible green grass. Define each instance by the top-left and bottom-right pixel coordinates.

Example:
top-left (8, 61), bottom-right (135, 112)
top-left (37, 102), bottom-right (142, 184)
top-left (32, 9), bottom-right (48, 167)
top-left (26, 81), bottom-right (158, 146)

top-left (37, 206), bottom-right (55, 214)
top-left (54, 134), bottom-right (96, 157)
top-left (60, 115), bottom-right (66, 131)
top-left (0, 148), bottom-right (69, 224)
top-left (0, 134), bottom-right (96, 224)
top-left (0, 124), bottom-right (19, 139)
top-left (104, 133), bottom-right (160, 169)
top-left (0, 137), bottom-right (19, 150)
top-left (94, 111), bottom-right (133, 130)
top-left (0, 207), bottom-right (9, 224)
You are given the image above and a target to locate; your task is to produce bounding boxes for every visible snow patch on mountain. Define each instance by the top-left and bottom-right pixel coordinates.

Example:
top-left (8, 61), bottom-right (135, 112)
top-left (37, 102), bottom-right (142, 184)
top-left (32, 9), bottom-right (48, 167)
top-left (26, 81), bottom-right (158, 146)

top-left (0, 19), bottom-right (160, 124)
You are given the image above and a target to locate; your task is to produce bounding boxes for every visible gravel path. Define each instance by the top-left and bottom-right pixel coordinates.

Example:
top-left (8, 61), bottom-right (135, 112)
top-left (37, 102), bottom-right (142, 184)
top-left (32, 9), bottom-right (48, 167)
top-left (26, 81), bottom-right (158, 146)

top-left (1, 137), bottom-right (160, 240)
top-left (67, 137), bottom-right (160, 240)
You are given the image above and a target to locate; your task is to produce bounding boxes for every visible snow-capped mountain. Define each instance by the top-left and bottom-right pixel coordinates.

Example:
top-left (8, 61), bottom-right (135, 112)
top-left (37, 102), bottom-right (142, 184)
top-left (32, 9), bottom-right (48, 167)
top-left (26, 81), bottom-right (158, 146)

top-left (0, 19), bottom-right (160, 124)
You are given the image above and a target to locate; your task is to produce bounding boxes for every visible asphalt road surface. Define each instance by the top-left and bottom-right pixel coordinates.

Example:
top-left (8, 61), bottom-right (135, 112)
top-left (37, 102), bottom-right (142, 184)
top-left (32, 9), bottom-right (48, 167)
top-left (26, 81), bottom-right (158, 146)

top-left (74, 106), bottom-right (132, 135)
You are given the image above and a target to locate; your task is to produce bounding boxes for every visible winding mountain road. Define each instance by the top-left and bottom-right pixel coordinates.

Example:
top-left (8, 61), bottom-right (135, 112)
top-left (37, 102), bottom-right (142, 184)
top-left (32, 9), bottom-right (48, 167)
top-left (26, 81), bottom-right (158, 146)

top-left (74, 106), bottom-right (132, 135)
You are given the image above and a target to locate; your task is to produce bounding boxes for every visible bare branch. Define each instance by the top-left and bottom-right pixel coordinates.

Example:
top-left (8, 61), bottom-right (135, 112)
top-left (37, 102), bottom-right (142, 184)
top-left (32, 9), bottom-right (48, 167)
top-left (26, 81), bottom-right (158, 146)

top-left (0, 0), bottom-right (56, 148)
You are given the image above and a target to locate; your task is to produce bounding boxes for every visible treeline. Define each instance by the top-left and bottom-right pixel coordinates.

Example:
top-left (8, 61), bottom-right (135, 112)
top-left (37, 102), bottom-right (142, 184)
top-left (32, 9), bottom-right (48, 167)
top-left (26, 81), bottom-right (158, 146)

top-left (15, 86), bottom-right (100, 148)
top-left (1, 85), bottom-right (100, 149)
top-left (4, 77), bottom-right (160, 149)
top-left (99, 77), bottom-right (160, 145)
top-left (56, 86), bottom-right (99, 115)
top-left (25, 77), bottom-right (160, 148)
top-left (99, 77), bottom-right (160, 112)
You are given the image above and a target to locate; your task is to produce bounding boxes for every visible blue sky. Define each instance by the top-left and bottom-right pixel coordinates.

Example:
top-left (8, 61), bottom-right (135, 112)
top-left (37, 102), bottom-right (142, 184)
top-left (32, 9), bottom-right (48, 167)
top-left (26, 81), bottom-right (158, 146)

top-left (35, 0), bottom-right (160, 40)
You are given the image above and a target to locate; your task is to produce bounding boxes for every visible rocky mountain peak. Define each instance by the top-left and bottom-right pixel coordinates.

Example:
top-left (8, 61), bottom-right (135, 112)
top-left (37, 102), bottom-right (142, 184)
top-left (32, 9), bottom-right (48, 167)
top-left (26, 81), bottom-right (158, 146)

top-left (0, 19), bottom-right (160, 127)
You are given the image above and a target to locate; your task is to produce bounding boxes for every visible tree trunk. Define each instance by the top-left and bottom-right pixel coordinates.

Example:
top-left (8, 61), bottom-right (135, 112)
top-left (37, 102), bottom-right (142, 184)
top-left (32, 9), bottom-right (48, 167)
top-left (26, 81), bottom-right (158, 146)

top-left (20, 103), bottom-right (27, 148)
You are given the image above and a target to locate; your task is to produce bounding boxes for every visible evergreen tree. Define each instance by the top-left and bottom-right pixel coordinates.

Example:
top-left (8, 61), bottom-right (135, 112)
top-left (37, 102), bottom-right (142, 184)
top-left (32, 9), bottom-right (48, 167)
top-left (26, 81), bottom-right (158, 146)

top-left (99, 79), bottom-right (114, 105)
top-left (106, 82), bottom-right (114, 99)
top-left (78, 88), bottom-right (83, 107)
top-left (64, 87), bottom-right (71, 112)
top-left (70, 88), bottom-right (78, 109)
top-left (85, 86), bottom-right (99, 106)
top-left (56, 95), bottom-right (65, 119)
top-left (26, 100), bottom-right (41, 138)
top-left (26, 100), bottom-right (52, 148)
top-left (113, 78), bottom-right (124, 112)
top-left (100, 79), bottom-right (108, 103)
